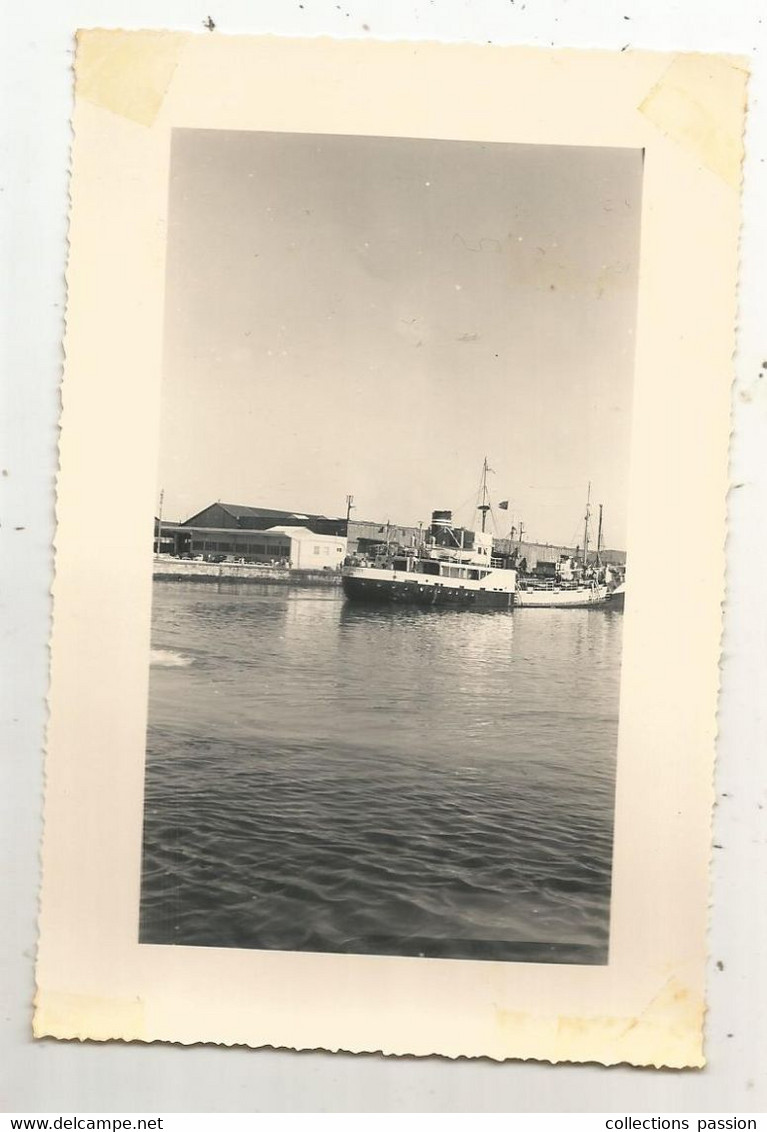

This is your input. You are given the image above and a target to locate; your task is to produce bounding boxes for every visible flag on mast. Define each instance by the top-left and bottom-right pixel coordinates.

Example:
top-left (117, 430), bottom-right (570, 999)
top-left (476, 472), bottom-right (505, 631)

top-left (498, 500), bottom-right (509, 510)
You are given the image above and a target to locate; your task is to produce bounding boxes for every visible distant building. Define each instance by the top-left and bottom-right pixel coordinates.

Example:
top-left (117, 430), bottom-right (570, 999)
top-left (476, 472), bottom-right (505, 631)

top-left (493, 538), bottom-right (627, 568)
top-left (346, 519), bottom-right (424, 557)
top-left (154, 502), bottom-right (347, 567)
top-left (268, 526), bottom-right (346, 570)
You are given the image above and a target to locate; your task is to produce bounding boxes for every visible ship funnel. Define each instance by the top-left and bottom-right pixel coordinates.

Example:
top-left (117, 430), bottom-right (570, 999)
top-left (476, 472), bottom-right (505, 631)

top-left (430, 510), bottom-right (453, 536)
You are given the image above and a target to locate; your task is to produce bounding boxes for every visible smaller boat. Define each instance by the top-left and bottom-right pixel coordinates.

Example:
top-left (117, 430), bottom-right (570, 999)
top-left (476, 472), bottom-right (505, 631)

top-left (515, 578), bottom-right (608, 609)
top-left (513, 485), bottom-right (620, 610)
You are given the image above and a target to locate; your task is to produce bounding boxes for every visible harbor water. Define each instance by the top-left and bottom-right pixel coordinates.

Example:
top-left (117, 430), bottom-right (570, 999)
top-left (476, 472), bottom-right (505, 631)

top-left (141, 582), bottom-right (623, 964)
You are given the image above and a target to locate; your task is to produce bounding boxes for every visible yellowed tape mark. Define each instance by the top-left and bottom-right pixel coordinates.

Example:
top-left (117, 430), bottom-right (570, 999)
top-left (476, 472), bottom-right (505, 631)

top-left (640, 53), bottom-right (749, 190)
top-left (75, 29), bottom-right (187, 127)
top-left (496, 979), bottom-right (704, 1068)
top-left (34, 990), bottom-right (146, 1042)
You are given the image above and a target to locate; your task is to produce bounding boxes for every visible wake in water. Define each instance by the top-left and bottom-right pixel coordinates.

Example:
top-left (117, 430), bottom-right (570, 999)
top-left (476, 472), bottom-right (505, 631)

top-left (150, 648), bottom-right (192, 668)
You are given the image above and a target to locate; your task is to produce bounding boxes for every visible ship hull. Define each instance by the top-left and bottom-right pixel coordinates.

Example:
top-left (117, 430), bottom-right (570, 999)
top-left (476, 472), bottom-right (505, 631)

top-left (515, 584), bottom-right (608, 609)
top-left (342, 573), bottom-right (514, 610)
top-left (605, 584), bottom-right (625, 611)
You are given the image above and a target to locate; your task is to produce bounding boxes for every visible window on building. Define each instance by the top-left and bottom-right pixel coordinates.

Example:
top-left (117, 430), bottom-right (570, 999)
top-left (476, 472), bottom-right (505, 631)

top-left (313, 546), bottom-right (321, 555)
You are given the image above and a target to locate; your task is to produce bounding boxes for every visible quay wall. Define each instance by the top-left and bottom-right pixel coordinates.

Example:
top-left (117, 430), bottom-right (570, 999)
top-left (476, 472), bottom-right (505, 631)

top-left (153, 559), bottom-right (341, 586)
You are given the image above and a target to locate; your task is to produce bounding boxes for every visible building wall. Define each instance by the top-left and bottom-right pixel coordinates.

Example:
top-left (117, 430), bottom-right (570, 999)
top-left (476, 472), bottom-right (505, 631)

top-left (493, 538), bottom-right (627, 568)
top-left (293, 538), bottom-right (345, 570)
top-left (269, 528), bottom-right (346, 570)
top-left (347, 519), bottom-right (423, 552)
top-left (160, 525), bottom-right (291, 562)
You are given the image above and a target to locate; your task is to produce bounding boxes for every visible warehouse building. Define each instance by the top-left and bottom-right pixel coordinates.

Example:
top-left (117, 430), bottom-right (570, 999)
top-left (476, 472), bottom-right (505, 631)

top-left (155, 501), bottom-right (347, 568)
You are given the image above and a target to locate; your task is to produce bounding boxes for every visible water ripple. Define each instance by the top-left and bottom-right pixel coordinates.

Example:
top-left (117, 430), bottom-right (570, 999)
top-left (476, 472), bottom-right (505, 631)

top-left (141, 583), bottom-right (622, 963)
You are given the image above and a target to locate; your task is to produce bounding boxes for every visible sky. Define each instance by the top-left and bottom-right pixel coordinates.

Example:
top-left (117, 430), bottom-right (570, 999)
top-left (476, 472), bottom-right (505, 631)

top-left (158, 129), bottom-right (643, 549)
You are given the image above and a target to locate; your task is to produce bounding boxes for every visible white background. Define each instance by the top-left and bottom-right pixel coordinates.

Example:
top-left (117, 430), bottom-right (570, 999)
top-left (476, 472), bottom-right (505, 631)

top-left (2, 0), bottom-right (765, 1114)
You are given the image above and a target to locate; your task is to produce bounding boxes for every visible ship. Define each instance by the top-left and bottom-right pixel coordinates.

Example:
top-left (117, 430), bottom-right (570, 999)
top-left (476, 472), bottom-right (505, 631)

top-left (515, 577), bottom-right (609, 608)
top-left (514, 484), bottom-right (621, 610)
top-left (342, 468), bottom-right (625, 611)
top-left (341, 462), bottom-right (517, 609)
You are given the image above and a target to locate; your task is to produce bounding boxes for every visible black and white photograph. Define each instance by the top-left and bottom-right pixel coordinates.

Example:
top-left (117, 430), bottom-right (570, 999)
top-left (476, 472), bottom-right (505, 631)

top-left (140, 128), bottom-right (642, 965)
top-left (31, 31), bottom-right (748, 1069)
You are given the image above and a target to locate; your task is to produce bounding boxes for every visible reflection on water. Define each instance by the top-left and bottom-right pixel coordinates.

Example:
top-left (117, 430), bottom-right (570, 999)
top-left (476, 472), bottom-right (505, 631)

top-left (140, 582), bottom-right (622, 963)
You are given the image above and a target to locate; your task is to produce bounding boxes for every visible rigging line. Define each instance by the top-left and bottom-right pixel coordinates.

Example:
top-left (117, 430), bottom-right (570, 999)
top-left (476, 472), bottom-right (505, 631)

top-left (470, 477), bottom-right (486, 530)
top-left (487, 493), bottom-right (501, 538)
top-left (453, 486), bottom-right (484, 529)
top-left (567, 520), bottom-right (583, 549)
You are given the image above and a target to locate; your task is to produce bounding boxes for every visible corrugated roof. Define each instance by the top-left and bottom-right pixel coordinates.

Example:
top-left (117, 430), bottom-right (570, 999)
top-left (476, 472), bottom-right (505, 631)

top-left (217, 503), bottom-right (307, 520)
top-left (166, 525), bottom-right (294, 537)
top-left (217, 503), bottom-right (345, 522)
top-left (268, 525), bottom-right (344, 540)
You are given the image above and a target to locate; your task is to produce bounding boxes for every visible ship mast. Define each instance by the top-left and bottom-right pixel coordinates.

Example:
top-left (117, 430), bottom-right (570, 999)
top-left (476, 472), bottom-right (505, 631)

top-left (583, 481), bottom-right (591, 568)
top-left (596, 503), bottom-right (603, 567)
top-left (478, 457), bottom-right (491, 533)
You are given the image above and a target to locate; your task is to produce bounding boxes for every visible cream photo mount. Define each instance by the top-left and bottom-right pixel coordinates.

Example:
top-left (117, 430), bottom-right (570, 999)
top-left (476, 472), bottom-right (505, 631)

top-left (35, 31), bottom-right (747, 1066)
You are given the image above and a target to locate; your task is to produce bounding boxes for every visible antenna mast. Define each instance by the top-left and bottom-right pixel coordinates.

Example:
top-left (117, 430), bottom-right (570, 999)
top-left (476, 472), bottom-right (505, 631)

top-left (478, 457), bottom-right (491, 533)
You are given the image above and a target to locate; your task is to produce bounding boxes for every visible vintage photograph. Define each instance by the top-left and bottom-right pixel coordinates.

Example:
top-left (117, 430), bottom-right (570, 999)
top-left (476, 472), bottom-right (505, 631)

top-left (34, 32), bottom-right (744, 1064)
top-left (140, 128), bottom-right (642, 964)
